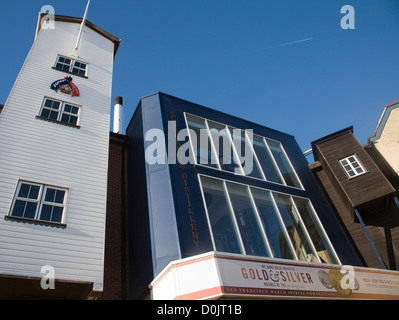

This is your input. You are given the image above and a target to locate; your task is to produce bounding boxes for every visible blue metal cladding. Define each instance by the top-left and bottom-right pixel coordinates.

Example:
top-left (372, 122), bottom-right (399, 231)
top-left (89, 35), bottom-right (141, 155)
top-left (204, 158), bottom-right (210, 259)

top-left (126, 92), bottom-right (366, 298)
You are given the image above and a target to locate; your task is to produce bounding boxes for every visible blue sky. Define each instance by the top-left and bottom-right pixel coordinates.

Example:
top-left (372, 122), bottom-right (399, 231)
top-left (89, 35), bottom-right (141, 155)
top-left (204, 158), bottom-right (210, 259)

top-left (1, 1), bottom-right (398, 156)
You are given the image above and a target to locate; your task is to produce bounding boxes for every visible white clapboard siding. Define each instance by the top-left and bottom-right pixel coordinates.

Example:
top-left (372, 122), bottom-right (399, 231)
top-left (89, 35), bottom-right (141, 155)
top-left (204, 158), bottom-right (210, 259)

top-left (0, 18), bottom-right (116, 291)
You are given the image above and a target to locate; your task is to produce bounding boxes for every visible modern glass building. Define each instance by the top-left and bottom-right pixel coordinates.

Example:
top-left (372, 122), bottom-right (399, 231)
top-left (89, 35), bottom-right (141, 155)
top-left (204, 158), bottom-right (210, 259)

top-left (126, 92), bottom-right (367, 299)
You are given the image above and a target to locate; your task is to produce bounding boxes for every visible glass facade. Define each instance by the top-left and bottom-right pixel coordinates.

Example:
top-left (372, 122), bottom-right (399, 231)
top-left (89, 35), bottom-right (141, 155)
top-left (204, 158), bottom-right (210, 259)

top-left (200, 175), bottom-right (339, 264)
top-left (185, 113), bottom-right (302, 189)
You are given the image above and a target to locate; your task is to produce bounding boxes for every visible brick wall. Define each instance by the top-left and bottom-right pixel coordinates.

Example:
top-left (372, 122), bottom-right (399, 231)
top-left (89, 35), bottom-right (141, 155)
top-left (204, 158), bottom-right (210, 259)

top-left (101, 133), bottom-right (129, 299)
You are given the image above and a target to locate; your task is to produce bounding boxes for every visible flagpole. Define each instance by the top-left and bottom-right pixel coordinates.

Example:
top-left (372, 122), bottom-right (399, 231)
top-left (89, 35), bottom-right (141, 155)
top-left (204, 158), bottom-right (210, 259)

top-left (72, 0), bottom-right (91, 57)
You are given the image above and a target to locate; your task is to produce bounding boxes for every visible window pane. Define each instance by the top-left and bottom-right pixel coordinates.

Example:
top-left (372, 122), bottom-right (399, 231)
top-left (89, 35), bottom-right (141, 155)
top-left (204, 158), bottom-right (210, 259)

top-left (18, 184), bottom-right (30, 198)
top-left (24, 202), bottom-right (37, 219)
top-left (40, 205), bottom-right (52, 221)
top-left (18, 184), bottom-right (39, 199)
top-left (40, 205), bottom-right (63, 223)
top-left (45, 188), bottom-right (65, 204)
top-left (69, 116), bottom-right (78, 125)
top-left (208, 121), bottom-right (240, 173)
top-left (49, 110), bottom-right (59, 120)
top-left (267, 140), bottom-right (301, 188)
top-left (186, 114), bottom-right (218, 168)
top-left (45, 188), bottom-right (55, 202)
top-left (29, 185), bottom-right (40, 199)
top-left (55, 190), bottom-right (65, 204)
top-left (51, 101), bottom-right (60, 109)
top-left (251, 188), bottom-right (294, 259)
top-left (201, 176), bottom-right (242, 254)
top-left (273, 193), bottom-right (317, 262)
top-left (226, 182), bottom-right (269, 257)
top-left (11, 200), bottom-right (26, 217)
top-left (40, 109), bottom-right (50, 118)
top-left (355, 167), bottom-right (364, 174)
top-left (252, 135), bottom-right (284, 184)
top-left (61, 114), bottom-right (70, 124)
top-left (51, 206), bottom-right (63, 223)
top-left (229, 128), bottom-right (264, 179)
top-left (293, 197), bottom-right (338, 264)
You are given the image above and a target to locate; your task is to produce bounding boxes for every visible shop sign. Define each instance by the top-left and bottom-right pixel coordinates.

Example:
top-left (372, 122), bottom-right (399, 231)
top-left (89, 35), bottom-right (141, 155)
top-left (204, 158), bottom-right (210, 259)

top-left (150, 252), bottom-right (399, 300)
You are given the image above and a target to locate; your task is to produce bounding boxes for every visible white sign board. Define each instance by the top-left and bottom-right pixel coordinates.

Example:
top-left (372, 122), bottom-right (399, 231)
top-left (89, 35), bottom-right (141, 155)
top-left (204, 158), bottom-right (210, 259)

top-left (149, 252), bottom-right (399, 300)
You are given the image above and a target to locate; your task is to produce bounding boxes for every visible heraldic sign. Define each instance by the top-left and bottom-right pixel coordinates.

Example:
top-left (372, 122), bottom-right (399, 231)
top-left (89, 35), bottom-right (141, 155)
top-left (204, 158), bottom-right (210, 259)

top-left (51, 76), bottom-right (80, 97)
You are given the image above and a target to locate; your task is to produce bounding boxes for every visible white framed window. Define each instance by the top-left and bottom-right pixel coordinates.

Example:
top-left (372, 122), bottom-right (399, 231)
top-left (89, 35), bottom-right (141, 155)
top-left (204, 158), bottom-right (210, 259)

top-left (38, 97), bottom-right (81, 127)
top-left (8, 181), bottom-right (68, 225)
top-left (54, 55), bottom-right (88, 77)
top-left (339, 155), bottom-right (366, 178)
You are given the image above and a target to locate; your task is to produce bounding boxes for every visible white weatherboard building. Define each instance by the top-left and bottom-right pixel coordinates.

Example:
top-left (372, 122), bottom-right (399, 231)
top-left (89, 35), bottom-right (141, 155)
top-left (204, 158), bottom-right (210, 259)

top-left (0, 12), bottom-right (120, 299)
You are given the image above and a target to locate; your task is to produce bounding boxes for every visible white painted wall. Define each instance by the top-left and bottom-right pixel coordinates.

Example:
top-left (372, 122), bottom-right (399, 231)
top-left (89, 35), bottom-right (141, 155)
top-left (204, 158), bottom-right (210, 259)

top-left (0, 19), bottom-right (116, 291)
top-left (373, 106), bottom-right (399, 176)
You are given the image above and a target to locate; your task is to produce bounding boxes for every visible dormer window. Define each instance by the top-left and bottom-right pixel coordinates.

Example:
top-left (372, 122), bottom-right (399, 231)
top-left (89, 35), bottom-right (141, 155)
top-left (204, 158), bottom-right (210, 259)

top-left (339, 155), bottom-right (367, 178)
top-left (54, 55), bottom-right (88, 78)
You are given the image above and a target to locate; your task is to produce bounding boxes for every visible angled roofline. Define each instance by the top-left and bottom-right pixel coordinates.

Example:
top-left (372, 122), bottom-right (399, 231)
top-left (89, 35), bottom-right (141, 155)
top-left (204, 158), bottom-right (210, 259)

top-left (35, 13), bottom-right (121, 59)
top-left (368, 100), bottom-right (399, 145)
top-left (310, 126), bottom-right (354, 161)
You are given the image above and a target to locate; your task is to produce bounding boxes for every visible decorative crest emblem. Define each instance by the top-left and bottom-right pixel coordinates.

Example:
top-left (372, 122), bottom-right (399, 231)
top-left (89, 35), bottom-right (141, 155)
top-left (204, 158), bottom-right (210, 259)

top-left (50, 76), bottom-right (80, 97)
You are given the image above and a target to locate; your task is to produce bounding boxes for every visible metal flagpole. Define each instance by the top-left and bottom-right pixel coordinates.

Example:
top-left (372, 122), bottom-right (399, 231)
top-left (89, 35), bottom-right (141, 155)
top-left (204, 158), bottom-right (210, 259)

top-left (72, 0), bottom-right (91, 57)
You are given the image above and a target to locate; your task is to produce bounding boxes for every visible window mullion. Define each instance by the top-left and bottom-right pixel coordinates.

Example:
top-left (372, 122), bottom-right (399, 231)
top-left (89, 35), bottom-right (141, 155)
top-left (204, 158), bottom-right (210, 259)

top-left (198, 175), bottom-right (217, 251)
top-left (247, 186), bottom-right (274, 258)
top-left (269, 191), bottom-right (298, 260)
top-left (302, 199), bottom-right (342, 265)
top-left (35, 185), bottom-right (45, 220)
top-left (263, 138), bottom-right (286, 185)
top-left (245, 131), bottom-right (266, 180)
top-left (58, 102), bottom-right (65, 122)
top-left (226, 127), bottom-right (245, 176)
top-left (204, 119), bottom-right (222, 170)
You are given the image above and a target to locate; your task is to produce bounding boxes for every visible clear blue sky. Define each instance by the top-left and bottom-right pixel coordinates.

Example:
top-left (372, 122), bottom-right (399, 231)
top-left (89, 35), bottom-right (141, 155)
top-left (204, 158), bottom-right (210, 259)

top-left (1, 1), bottom-right (398, 156)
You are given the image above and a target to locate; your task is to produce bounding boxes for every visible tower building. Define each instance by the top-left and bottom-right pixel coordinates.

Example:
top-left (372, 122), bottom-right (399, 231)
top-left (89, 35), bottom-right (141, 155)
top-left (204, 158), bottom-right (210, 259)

top-left (0, 11), bottom-right (120, 299)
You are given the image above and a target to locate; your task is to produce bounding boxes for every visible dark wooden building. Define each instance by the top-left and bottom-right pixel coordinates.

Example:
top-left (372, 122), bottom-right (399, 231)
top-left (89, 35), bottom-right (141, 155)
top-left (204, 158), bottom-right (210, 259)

top-left (310, 127), bottom-right (399, 270)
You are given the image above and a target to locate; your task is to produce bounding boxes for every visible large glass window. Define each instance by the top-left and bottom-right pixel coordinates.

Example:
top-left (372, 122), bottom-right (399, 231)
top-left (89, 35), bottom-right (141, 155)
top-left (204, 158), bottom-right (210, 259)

top-left (251, 188), bottom-right (293, 259)
top-left (293, 198), bottom-right (337, 264)
top-left (200, 176), bottom-right (242, 254)
top-left (272, 193), bottom-right (317, 262)
top-left (200, 175), bottom-right (340, 264)
top-left (185, 113), bottom-right (303, 189)
top-left (225, 182), bottom-right (269, 257)
top-left (9, 181), bottom-right (68, 225)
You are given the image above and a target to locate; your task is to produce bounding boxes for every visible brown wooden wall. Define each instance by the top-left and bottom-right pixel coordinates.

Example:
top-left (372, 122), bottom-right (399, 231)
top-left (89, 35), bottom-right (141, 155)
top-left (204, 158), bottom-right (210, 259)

top-left (314, 129), bottom-right (395, 208)
top-left (310, 161), bottom-right (399, 270)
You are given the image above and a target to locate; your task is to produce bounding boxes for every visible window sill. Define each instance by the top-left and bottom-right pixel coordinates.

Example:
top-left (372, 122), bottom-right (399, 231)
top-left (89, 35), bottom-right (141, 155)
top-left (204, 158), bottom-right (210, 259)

top-left (52, 67), bottom-right (88, 79)
top-left (36, 115), bottom-right (80, 129)
top-left (347, 171), bottom-right (370, 180)
top-left (4, 215), bottom-right (67, 229)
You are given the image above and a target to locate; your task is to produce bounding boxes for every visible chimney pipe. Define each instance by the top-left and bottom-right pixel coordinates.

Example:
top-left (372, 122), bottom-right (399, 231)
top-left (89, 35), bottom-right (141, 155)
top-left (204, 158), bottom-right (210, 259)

top-left (113, 96), bottom-right (123, 134)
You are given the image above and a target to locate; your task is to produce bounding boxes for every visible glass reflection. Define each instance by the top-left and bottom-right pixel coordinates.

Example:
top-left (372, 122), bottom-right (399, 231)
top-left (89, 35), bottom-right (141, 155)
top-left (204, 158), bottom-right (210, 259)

top-left (201, 176), bottom-right (242, 254)
top-left (226, 182), bottom-right (269, 257)
top-left (251, 188), bottom-right (293, 259)
top-left (273, 193), bottom-right (317, 262)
